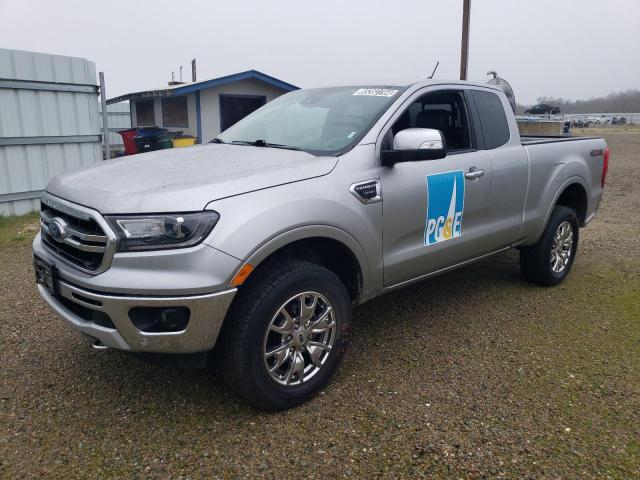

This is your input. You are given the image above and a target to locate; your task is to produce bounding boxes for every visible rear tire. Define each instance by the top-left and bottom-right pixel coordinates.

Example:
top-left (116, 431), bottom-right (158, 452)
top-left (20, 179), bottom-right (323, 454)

top-left (520, 206), bottom-right (579, 286)
top-left (219, 260), bottom-right (351, 410)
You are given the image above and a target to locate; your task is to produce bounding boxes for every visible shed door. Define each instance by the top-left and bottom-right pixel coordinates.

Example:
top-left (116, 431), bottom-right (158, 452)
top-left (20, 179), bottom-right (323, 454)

top-left (219, 95), bottom-right (266, 132)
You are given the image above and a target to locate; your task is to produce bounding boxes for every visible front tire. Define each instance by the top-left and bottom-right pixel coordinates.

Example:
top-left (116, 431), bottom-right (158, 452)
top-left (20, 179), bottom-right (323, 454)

top-left (219, 260), bottom-right (352, 410)
top-left (520, 205), bottom-right (579, 286)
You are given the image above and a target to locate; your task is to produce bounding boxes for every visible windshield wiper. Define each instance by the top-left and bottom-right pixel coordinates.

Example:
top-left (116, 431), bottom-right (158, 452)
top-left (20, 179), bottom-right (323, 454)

top-left (210, 138), bottom-right (225, 144)
top-left (231, 139), bottom-right (300, 151)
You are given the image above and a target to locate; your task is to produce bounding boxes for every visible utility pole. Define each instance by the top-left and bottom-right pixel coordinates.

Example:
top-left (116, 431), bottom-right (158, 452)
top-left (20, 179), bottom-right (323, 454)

top-left (460, 0), bottom-right (471, 80)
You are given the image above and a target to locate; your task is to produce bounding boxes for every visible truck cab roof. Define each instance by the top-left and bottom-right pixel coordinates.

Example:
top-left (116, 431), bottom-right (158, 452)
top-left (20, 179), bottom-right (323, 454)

top-left (407, 79), bottom-right (503, 91)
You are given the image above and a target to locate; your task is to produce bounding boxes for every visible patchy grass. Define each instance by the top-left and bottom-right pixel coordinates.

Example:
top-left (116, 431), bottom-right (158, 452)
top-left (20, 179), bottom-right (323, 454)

top-left (575, 124), bottom-right (640, 136)
top-left (0, 212), bottom-right (39, 246)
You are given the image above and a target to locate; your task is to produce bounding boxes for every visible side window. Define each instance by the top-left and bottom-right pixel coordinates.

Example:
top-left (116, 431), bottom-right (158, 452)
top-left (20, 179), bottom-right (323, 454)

top-left (390, 91), bottom-right (473, 152)
top-left (472, 91), bottom-right (510, 149)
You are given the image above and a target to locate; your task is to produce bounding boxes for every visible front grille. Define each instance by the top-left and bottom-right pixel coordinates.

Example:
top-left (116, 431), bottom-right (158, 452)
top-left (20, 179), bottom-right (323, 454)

top-left (40, 197), bottom-right (111, 272)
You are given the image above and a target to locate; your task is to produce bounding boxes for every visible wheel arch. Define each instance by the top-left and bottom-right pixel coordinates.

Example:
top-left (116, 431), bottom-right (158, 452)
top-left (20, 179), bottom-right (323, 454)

top-left (526, 177), bottom-right (589, 247)
top-left (554, 180), bottom-right (588, 226)
top-left (233, 226), bottom-right (371, 304)
top-left (542, 177), bottom-right (589, 233)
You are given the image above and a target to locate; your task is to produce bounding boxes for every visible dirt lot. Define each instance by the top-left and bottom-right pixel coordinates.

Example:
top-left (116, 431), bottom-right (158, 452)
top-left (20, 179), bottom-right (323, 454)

top-left (1, 130), bottom-right (638, 479)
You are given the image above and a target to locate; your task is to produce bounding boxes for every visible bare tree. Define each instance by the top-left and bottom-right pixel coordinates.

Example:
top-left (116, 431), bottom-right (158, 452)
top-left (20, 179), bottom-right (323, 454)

top-left (520, 90), bottom-right (640, 113)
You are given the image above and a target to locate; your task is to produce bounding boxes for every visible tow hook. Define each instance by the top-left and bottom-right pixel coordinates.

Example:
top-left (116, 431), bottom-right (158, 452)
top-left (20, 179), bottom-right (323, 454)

top-left (91, 339), bottom-right (108, 350)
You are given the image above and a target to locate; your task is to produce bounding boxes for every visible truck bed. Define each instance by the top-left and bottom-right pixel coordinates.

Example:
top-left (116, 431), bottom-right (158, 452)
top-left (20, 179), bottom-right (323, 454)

top-left (518, 132), bottom-right (606, 237)
top-left (520, 135), bottom-right (600, 146)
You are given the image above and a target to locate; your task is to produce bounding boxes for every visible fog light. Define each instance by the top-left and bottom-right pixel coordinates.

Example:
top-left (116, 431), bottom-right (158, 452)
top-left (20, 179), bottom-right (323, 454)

top-left (129, 307), bottom-right (190, 333)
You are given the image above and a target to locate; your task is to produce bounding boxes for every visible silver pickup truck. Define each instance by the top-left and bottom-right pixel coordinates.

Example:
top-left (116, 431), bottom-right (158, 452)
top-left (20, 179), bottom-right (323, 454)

top-left (33, 80), bottom-right (609, 409)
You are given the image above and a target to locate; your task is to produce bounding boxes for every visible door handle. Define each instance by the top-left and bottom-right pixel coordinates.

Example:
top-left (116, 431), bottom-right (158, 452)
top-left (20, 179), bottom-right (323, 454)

top-left (465, 168), bottom-right (484, 180)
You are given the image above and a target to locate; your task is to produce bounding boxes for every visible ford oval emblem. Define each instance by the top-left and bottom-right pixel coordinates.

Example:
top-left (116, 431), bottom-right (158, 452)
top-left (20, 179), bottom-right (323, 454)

top-left (49, 217), bottom-right (68, 242)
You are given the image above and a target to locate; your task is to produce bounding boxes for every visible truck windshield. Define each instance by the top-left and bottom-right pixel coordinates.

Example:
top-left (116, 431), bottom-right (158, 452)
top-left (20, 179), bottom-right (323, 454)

top-left (215, 86), bottom-right (405, 155)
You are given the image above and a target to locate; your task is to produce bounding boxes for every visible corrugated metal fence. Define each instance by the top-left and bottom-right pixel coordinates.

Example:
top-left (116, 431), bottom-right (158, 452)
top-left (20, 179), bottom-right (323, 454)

top-left (99, 101), bottom-right (131, 148)
top-left (0, 48), bottom-right (102, 215)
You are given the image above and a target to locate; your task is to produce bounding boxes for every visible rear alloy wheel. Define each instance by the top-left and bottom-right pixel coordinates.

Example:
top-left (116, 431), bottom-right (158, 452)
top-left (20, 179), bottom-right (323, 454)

top-left (550, 221), bottom-right (574, 274)
top-left (520, 205), bottom-right (579, 286)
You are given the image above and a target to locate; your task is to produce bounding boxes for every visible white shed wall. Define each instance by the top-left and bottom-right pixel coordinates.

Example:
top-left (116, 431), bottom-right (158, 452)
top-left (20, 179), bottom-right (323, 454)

top-left (130, 93), bottom-right (198, 138)
top-left (199, 78), bottom-right (286, 142)
top-left (128, 78), bottom-right (287, 144)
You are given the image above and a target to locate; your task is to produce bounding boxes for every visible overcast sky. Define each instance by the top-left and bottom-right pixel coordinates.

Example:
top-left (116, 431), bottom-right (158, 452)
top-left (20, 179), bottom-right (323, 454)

top-left (1, 0), bottom-right (638, 104)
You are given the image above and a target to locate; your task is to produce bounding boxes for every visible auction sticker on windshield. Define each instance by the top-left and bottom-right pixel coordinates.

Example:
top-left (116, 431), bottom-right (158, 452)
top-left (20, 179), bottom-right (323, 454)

top-left (352, 88), bottom-right (398, 97)
top-left (424, 170), bottom-right (465, 246)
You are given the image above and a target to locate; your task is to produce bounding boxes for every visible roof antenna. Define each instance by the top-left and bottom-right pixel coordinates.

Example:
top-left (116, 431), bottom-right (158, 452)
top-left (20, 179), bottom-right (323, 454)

top-left (428, 61), bottom-right (440, 79)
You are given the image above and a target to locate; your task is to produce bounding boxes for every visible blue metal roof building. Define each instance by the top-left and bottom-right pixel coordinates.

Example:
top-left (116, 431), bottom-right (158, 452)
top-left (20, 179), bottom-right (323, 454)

top-left (107, 70), bottom-right (298, 144)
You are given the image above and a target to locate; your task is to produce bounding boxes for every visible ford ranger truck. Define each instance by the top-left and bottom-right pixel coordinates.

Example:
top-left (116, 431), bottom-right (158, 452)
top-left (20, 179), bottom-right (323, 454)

top-left (33, 81), bottom-right (608, 410)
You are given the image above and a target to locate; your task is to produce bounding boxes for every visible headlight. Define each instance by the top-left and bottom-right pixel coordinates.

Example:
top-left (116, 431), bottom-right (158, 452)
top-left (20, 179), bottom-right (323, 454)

top-left (105, 211), bottom-right (219, 252)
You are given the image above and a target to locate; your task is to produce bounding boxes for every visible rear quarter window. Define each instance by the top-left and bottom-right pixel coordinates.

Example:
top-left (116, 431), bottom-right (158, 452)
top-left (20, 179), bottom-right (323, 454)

top-left (472, 90), bottom-right (510, 149)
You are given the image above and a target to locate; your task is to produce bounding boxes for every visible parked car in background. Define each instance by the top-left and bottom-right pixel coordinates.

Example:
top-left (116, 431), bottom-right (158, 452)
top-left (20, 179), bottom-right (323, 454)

top-left (33, 80), bottom-right (608, 409)
top-left (588, 114), bottom-right (610, 124)
top-left (571, 120), bottom-right (591, 128)
top-left (525, 103), bottom-right (561, 115)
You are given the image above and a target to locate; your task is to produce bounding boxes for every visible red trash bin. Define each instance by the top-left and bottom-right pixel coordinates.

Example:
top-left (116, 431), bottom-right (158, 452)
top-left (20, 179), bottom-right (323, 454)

top-left (118, 128), bottom-right (138, 155)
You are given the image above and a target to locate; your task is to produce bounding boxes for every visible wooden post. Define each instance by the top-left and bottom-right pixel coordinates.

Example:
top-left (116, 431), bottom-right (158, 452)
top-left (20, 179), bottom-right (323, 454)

top-left (460, 0), bottom-right (471, 80)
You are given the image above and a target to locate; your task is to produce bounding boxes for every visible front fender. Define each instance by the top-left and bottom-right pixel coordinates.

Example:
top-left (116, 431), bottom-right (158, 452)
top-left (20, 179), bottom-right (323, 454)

top-left (242, 224), bottom-right (371, 295)
top-left (203, 179), bottom-right (382, 300)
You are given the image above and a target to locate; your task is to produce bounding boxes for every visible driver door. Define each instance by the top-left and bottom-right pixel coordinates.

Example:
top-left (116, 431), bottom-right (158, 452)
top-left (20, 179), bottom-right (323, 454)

top-left (380, 89), bottom-right (493, 286)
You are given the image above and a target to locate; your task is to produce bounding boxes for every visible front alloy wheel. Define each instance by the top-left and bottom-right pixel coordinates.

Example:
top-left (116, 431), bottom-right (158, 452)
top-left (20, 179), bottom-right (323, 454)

top-left (219, 260), bottom-right (351, 410)
top-left (263, 292), bottom-right (336, 386)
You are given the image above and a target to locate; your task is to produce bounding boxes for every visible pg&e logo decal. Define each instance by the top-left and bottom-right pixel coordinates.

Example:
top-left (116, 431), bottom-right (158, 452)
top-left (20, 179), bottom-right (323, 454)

top-left (424, 170), bottom-right (465, 246)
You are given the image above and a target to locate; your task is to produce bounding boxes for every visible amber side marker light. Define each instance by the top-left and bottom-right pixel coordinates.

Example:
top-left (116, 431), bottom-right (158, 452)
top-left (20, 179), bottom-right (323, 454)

top-left (231, 263), bottom-right (254, 286)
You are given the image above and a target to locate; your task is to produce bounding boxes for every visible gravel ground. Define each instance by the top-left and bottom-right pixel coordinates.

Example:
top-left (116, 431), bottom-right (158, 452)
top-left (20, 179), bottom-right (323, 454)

top-left (1, 131), bottom-right (638, 479)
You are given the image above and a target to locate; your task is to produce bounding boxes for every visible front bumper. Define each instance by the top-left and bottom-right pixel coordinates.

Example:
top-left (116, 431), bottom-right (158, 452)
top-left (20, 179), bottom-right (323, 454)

top-left (37, 281), bottom-right (236, 353)
top-left (33, 232), bottom-right (240, 354)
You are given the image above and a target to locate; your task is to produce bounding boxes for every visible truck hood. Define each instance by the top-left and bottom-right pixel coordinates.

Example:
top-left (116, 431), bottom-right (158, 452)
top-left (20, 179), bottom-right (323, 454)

top-left (46, 144), bottom-right (338, 214)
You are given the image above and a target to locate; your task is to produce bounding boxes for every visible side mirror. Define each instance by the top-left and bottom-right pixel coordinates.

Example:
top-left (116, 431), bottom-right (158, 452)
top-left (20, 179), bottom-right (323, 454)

top-left (381, 128), bottom-right (447, 166)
